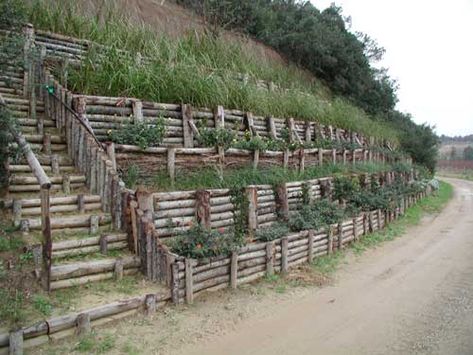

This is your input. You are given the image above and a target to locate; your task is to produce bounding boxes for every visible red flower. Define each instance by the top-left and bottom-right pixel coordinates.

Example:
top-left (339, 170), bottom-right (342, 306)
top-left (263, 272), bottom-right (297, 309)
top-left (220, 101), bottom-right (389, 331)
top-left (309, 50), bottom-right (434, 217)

top-left (218, 227), bottom-right (225, 234)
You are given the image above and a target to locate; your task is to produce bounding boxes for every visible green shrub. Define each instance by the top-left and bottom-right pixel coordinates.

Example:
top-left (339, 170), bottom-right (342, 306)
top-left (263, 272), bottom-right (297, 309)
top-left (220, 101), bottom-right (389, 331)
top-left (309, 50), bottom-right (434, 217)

top-left (169, 223), bottom-right (243, 259)
top-left (108, 119), bottom-right (165, 149)
top-left (289, 200), bottom-right (344, 232)
top-left (255, 222), bottom-right (289, 242)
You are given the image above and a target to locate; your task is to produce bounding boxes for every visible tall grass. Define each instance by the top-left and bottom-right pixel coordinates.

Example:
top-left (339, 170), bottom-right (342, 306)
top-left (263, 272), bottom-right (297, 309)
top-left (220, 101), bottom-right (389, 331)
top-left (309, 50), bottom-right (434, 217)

top-left (26, 0), bottom-right (399, 143)
top-left (148, 162), bottom-right (395, 192)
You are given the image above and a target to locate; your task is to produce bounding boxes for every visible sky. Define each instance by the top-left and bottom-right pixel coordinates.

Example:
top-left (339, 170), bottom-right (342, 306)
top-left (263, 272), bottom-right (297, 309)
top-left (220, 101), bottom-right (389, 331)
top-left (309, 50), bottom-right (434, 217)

top-left (313, 0), bottom-right (473, 137)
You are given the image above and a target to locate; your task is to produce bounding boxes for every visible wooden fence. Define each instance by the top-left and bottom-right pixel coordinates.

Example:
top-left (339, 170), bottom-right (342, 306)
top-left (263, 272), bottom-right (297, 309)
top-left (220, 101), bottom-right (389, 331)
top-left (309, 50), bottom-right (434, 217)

top-left (170, 190), bottom-right (426, 304)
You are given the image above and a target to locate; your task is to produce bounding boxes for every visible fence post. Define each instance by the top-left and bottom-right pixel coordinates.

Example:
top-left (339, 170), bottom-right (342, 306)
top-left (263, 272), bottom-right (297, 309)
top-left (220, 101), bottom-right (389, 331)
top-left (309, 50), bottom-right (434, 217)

top-left (281, 237), bottom-right (288, 274)
top-left (195, 190), bottom-right (211, 229)
top-left (230, 251), bottom-right (238, 289)
top-left (338, 222), bottom-right (344, 249)
top-left (132, 99), bottom-right (143, 124)
top-left (267, 116), bottom-right (277, 139)
top-left (246, 186), bottom-right (258, 239)
top-left (40, 187), bottom-right (51, 291)
top-left (307, 230), bottom-right (314, 263)
top-left (182, 104), bottom-right (194, 148)
top-left (353, 217), bottom-right (359, 242)
top-left (167, 148), bottom-right (176, 182)
top-left (304, 121), bottom-right (312, 143)
top-left (275, 183), bottom-right (289, 221)
top-left (23, 23), bottom-right (35, 98)
top-left (299, 148), bottom-right (305, 173)
top-left (266, 241), bottom-right (275, 276)
top-left (185, 258), bottom-right (194, 304)
top-left (9, 329), bottom-right (24, 355)
top-left (327, 226), bottom-right (333, 255)
top-left (171, 262), bottom-right (180, 304)
top-left (318, 148), bottom-right (323, 166)
top-left (332, 148), bottom-right (337, 164)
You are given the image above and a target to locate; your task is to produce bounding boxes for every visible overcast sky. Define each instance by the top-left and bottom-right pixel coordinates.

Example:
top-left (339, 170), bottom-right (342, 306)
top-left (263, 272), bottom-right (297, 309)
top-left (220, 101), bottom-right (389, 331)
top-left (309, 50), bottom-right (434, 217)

top-left (313, 0), bottom-right (473, 137)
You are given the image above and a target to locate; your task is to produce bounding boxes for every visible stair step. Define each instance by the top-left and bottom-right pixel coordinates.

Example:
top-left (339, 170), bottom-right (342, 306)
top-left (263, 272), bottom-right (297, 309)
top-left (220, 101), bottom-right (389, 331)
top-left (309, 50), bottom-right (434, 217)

top-left (8, 181), bottom-right (85, 193)
top-left (3, 194), bottom-right (101, 209)
top-left (9, 164), bottom-right (75, 174)
top-left (10, 174), bottom-right (85, 185)
top-left (52, 233), bottom-right (128, 259)
top-left (26, 213), bottom-right (111, 231)
top-left (18, 118), bottom-right (56, 127)
top-left (28, 143), bottom-right (67, 152)
top-left (50, 255), bottom-right (139, 290)
top-left (23, 134), bottom-right (66, 144)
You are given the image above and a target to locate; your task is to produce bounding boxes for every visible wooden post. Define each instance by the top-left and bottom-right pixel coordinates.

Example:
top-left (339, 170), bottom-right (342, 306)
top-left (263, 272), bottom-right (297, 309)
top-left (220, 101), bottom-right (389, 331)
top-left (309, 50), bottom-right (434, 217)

top-left (185, 258), bottom-right (194, 304)
top-left (318, 148), bottom-right (323, 165)
top-left (171, 262), bottom-right (180, 304)
top-left (327, 226), bottom-right (333, 254)
top-left (353, 218), bottom-right (359, 241)
top-left (77, 193), bottom-right (85, 213)
top-left (304, 122), bottom-right (312, 143)
top-left (62, 173), bottom-right (70, 194)
top-left (42, 133), bottom-right (51, 155)
top-left (167, 148), bottom-right (176, 182)
top-left (266, 241), bottom-right (274, 276)
top-left (182, 104), bottom-right (194, 148)
top-left (214, 105), bottom-right (225, 129)
top-left (267, 116), bottom-right (277, 140)
top-left (9, 329), bottom-right (23, 355)
top-left (89, 215), bottom-right (99, 235)
top-left (368, 212), bottom-right (373, 233)
top-left (299, 148), bottom-right (305, 173)
top-left (32, 244), bottom-right (42, 280)
top-left (377, 209), bottom-right (382, 230)
top-left (195, 190), bottom-right (211, 229)
top-left (253, 149), bottom-right (260, 170)
top-left (50, 154), bottom-right (59, 175)
top-left (332, 148), bottom-right (337, 164)
top-left (20, 219), bottom-right (29, 235)
top-left (23, 23), bottom-right (34, 98)
top-left (114, 258), bottom-right (124, 281)
top-left (230, 251), bottom-right (238, 289)
top-left (275, 184), bottom-right (289, 221)
top-left (245, 112), bottom-right (255, 136)
top-left (99, 235), bottom-right (108, 254)
top-left (132, 100), bottom-right (143, 123)
top-left (76, 313), bottom-right (91, 336)
top-left (283, 149), bottom-right (289, 169)
top-left (246, 187), bottom-right (258, 237)
top-left (12, 200), bottom-right (22, 227)
top-left (106, 143), bottom-right (117, 172)
top-left (338, 222), bottom-right (344, 250)
top-left (343, 149), bottom-right (347, 165)
top-left (307, 230), bottom-right (314, 263)
top-left (281, 237), bottom-right (288, 274)
top-left (144, 294), bottom-right (157, 316)
top-left (40, 187), bottom-right (51, 292)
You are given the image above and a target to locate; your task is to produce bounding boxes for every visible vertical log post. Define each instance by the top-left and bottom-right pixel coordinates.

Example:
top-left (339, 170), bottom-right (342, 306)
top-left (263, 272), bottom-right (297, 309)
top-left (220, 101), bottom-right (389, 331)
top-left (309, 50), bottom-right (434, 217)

top-left (40, 187), bottom-right (51, 292)
top-left (76, 313), bottom-right (91, 336)
top-left (230, 251), bottom-right (238, 289)
top-left (304, 121), bottom-right (312, 143)
top-left (267, 116), bottom-right (277, 140)
top-left (307, 230), bottom-right (314, 263)
top-left (182, 104), bottom-right (194, 148)
top-left (12, 200), bottom-right (22, 227)
top-left (171, 262), bottom-right (180, 304)
top-left (215, 106), bottom-right (225, 177)
top-left (195, 190), bottom-right (211, 229)
top-left (281, 237), bottom-right (289, 274)
top-left (167, 148), bottom-right (176, 183)
top-left (353, 217), bottom-right (359, 242)
top-left (42, 133), bottom-right (51, 155)
top-left (266, 241), bottom-right (275, 276)
top-left (318, 148), bottom-right (323, 166)
top-left (185, 258), bottom-right (194, 304)
top-left (132, 100), bottom-right (143, 124)
top-left (50, 154), bottom-right (59, 175)
top-left (299, 148), bottom-right (305, 173)
top-left (144, 294), bottom-right (157, 316)
top-left (332, 148), bottom-right (337, 164)
top-left (377, 209), bottom-right (382, 230)
top-left (99, 235), bottom-right (108, 254)
top-left (327, 226), bottom-right (333, 255)
top-left (89, 215), bottom-right (99, 235)
top-left (77, 194), bottom-right (85, 213)
top-left (275, 184), bottom-right (289, 221)
top-left (106, 142), bottom-right (117, 172)
top-left (338, 222), bottom-right (344, 250)
top-left (62, 173), bottom-right (70, 194)
top-left (283, 149), bottom-right (289, 169)
top-left (246, 186), bottom-right (258, 239)
top-left (9, 329), bottom-right (23, 355)
top-left (114, 258), bottom-right (124, 281)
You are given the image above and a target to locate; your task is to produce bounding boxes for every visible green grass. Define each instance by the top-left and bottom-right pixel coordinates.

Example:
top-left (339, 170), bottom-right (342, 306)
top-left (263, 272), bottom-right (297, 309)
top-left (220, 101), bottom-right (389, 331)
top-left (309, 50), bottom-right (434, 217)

top-left (23, 0), bottom-right (400, 143)
top-left (74, 332), bottom-right (115, 353)
top-left (148, 162), bottom-right (399, 191)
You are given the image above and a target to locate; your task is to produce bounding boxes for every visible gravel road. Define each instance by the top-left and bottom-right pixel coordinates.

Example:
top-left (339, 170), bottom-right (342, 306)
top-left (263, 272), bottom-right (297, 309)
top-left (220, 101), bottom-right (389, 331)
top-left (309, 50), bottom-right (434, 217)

top-left (177, 178), bottom-right (473, 355)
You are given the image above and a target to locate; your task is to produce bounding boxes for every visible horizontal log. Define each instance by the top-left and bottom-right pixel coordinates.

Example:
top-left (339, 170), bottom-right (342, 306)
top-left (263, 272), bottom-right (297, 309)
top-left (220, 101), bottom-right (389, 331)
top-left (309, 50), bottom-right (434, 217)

top-left (52, 242), bottom-right (127, 259)
top-left (50, 268), bottom-right (138, 290)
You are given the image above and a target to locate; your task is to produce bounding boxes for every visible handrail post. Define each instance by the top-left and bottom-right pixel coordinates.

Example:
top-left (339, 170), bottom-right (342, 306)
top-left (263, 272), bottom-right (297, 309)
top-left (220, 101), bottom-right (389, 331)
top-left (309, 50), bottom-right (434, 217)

top-left (40, 187), bottom-right (52, 291)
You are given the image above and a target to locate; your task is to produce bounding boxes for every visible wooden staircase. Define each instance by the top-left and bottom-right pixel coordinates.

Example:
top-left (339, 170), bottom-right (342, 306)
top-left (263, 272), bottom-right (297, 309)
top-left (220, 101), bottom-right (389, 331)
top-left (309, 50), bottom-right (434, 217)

top-left (1, 68), bottom-right (136, 290)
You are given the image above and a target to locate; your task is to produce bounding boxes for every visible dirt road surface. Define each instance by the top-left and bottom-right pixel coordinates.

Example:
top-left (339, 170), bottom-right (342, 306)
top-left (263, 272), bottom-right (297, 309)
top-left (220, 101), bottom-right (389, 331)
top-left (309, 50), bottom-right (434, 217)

top-left (175, 178), bottom-right (473, 355)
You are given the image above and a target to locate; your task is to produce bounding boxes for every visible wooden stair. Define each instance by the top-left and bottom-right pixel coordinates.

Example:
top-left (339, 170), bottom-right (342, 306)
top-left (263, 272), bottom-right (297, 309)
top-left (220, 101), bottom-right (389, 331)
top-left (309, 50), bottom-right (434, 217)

top-left (1, 69), bottom-right (134, 290)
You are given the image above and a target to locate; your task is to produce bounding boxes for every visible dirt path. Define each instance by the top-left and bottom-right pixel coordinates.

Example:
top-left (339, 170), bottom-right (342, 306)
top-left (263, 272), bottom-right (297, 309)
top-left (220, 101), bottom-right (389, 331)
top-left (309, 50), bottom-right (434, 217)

top-left (39, 178), bottom-right (473, 354)
top-left (174, 178), bottom-right (473, 355)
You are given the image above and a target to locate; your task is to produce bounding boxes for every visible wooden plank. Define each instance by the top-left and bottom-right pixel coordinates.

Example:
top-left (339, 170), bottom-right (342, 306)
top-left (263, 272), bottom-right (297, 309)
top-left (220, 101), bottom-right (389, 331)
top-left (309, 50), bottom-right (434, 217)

top-left (185, 258), bottom-right (194, 304)
top-left (281, 237), bottom-right (289, 274)
top-left (230, 251), bottom-right (238, 289)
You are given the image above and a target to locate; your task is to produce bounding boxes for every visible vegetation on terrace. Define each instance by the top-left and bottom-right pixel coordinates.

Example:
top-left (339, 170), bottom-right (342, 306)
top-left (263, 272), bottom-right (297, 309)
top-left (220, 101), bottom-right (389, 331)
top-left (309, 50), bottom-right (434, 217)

top-left (17, 0), bottom-right (400, 144)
